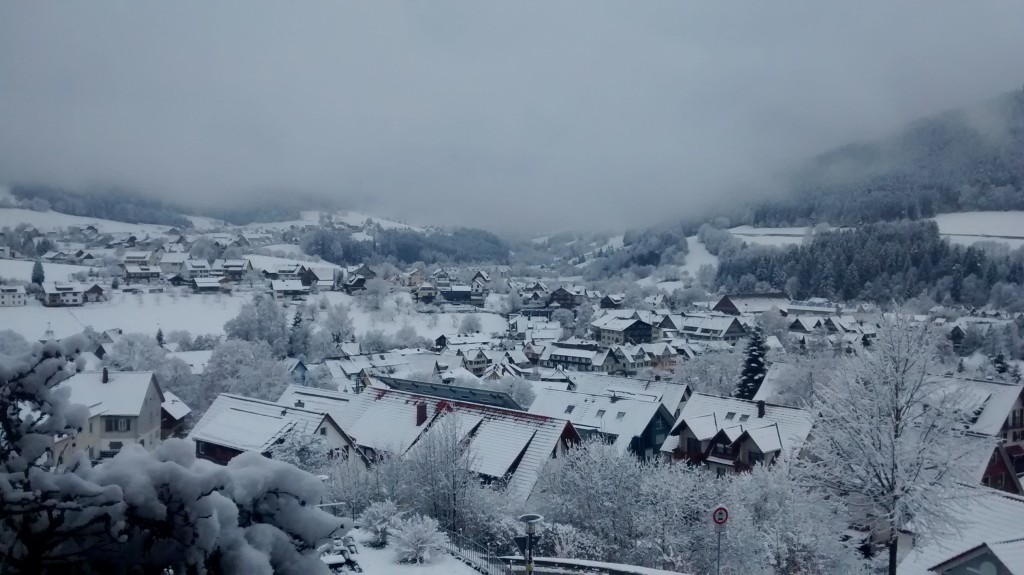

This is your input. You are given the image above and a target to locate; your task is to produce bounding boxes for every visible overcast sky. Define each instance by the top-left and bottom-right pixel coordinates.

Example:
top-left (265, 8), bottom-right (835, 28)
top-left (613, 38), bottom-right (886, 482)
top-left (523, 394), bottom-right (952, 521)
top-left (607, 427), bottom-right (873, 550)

top-left (1, 2), bottom-right (1023, 233)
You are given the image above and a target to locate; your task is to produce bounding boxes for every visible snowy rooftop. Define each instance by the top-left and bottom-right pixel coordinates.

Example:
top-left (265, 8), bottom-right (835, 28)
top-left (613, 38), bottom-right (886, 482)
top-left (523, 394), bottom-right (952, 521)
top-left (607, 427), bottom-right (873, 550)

top-left (667, 392), bottom-right (813, 455)
top-left (57, 370), bottom-right (158, 417)
top-left (277, 384), bottom-right (355, 425)
top-left (161, 390), bottom-right (192, 421)
top-left (928, 375), bottom-right (1023, 436)
top-left (559, 373), bottom-right (689, 416)
top-left (188, 393), bottom-right (332, 453)
top-left (529, 388), bottom-right (668, 453)
top-left (342, 388), bottom-right (576, 501)
top-left (752, 362), bottom-right (815, 403)
top-left (898, 489), bottom-right (1024, 575)
top-left (271, 280), bottom-right (308, 291)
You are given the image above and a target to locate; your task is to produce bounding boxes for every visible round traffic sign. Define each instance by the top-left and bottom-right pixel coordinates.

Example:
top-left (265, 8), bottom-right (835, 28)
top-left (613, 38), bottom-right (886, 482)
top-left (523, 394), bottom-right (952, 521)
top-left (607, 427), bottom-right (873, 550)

top-left (712, 506), bottom-right (729, 525)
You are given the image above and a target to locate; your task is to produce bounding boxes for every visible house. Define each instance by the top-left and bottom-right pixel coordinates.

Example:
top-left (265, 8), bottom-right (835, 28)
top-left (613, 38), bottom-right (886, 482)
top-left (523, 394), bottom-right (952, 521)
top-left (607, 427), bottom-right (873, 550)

top-left (670, 315), bottom-right (747, 343)
top-left (284, 358), bottom-right (308, 383)
top-left (414, 282), bottom-right (438, 302)
top-left (712, 293), bottom-right (790, 316)
top-left (549, 285), bottom-right (588, 309)
top-left (660, 392), bottom-right (814, 475)
top-left (300, 266), bottom-right (336, 289)
top-left (122, 250), bottom-right (157, 267)
top-left (529, 388), bottom-right (675, 459)
top-left (187, 393), bottom-right (359, 465)
top-left (346, 264), bottom-right (376, 279)
top-left (896, 489), bottom-right (1024, 575)
top-left (123, 265), bottom-right (162, 282)
top-left (399, 268), bottom-right (426, 287)
top-left (277, 385), bottom-right (356, 424)
top-left (591, 315), bottom-right (655, 345)
top-left (214, 259), bottom-right (253, 281)
top-left (56, 369), bottom-right (164, 459)
top-left (324, 353), bottom-right (411, 384)
top-left (539, 342), bottom-right (611, 373)
top-left (600, 294), bottom-right (625, 309)
top-left (182, 259), bottom-right (214, 280)
top-left (339, 388), bottom-right (580, 501)
top-left (161, 390), bottom-right (192, 439)
top-left (191, 277), bottom-right (231, 294)
top-left (263, 263), bottom-right (305, 281)
top-left (786, 298), bottom-right (842, 316)
top-left (158, 252), bottom-right (189, 275)
top-left (556, 372), bottom-right (691, 418)
top-left (0, 246), bottom-right (15, 258)
top-left (40, 283), bottom-right (85, 307)
top-left (434, 333), bottom-right (495, 351)
top-left (81, 283), bottom-right (106, 302)
top-left (471, 270), bottom-right (491, 285)
top-left (0, 285), bottom-right (27, 307)
top-left (271, 279), bottom-right (310, 299)
top-left (165, 350), bottom-right (215, 375)
top-left (374, 376), bottom-right (523, 410)
top-left (343, 275), bottom-right (367, 293)
top-left (439, 284), bottom-right (473, 303)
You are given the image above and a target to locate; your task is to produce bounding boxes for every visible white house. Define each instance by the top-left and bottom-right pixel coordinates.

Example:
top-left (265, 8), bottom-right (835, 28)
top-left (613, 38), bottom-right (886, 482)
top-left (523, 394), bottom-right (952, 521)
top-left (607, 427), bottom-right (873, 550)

top-left (0, 285), bottom-right (27, 307)
top-left (56, 369), bottom-right (164, 460)
top-left (40, 283), bottom-right (85, 307)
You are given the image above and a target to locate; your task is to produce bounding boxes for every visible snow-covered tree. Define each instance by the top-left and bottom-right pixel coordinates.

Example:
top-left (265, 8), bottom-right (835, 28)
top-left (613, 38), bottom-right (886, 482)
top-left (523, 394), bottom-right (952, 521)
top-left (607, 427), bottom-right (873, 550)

top-left (360, 329), bottom-right (392, 353)
top-left (310, 302), bottom-right (355, 360)
top-left (405, 414), bottom-right (478, 531)
top-left (481, 377), bottom-right (536, 408)
top-left (270, 430), bottom-right (333, 474)
top-left (30, 259), bottom-right (44, 284)
top-left (326, 455), bottom-right (376, 521)
top-left (1, 342), bottom-right (345, 574)
top-left (288, 311), bottom-right (311, 358)
top-left (358, 500), bottom-right (402, 547)
top-left (155, 327), bottom-right (164, 347)
top-left (104, 332), bottom-right (167, 371)
top-left (200, 340), bottom-right (290, 409)
top-left (0, 329), bottom-right (29, 355)
top-left (390, 515), bottom-right (448, 564)
top-left (797, 314), bottom-right (988, 575)
top-left (458, 314), bottom-right (482, 334)
top-left (671, 349), bottom-right (741, 397)
top-left (224, 294), bottom-right (289, 357)
top-left (361, 278), bottom-right (390, 310)
top-left (736, 327), bottom-right (768, 399)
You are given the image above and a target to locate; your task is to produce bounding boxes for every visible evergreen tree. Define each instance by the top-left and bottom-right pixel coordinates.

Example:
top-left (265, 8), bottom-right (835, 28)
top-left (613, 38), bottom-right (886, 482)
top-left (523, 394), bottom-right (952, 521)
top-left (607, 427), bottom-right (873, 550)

top-left (111, 277), bottom-right (120, 289)
top-left (155, 328), bottom-right (164, 347)
top-left (735, 327), bottom-right (768, 400)
top-left (993, 353), bottom-right (1009, 374)
top-left (30, 260), bottom-right (44, 285)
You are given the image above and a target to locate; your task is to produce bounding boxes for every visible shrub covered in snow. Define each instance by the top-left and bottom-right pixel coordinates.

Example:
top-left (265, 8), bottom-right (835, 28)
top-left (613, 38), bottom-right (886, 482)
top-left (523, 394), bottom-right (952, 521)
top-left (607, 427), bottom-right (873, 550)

top-left (390, 514), bottom-right (448, 564)
top-left (358, 499), bottom-right (402, 548)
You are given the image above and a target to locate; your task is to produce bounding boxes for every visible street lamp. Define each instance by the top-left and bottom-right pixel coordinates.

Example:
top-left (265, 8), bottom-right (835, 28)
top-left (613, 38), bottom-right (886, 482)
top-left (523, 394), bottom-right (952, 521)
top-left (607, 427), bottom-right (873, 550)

top-left (518, 513), bottom-right (543, 575)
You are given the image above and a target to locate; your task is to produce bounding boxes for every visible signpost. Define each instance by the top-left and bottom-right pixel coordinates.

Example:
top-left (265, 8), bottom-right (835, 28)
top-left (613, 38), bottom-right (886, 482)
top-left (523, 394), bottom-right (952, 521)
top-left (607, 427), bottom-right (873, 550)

top-left (518, 513), bottom-right (544, 575)
top-left (712, 507), bottom-right (728, 575)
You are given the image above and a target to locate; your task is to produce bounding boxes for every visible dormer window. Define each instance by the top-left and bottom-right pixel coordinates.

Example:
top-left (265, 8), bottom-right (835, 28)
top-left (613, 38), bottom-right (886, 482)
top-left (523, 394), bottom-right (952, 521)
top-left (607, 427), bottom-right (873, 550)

top-left (565, 405), bottom-right (575, 414)
top-left (616, 412), bottom-right (626, 420)
top-left (724, 412), bottom-right (736, 421)
top-left (596, 410), bottom-right (606, 418)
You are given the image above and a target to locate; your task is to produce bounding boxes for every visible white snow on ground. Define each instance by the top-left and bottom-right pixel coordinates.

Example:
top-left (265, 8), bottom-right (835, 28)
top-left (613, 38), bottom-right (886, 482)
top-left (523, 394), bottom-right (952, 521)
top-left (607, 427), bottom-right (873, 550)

top-left (351, 231), bottom-right (374, 242)
top-left (0, 207), bottom-right (170, 234)
top-left (0, 259), bottom-right (93, 282)
top-left (318, 292), bottom-right (507, 340)
top-left (0, 292), bottom-right (250, 340)
top-left (185, 215), bottom-right (225, 230)
top-left (680, 235), bottom-right (717, 276)
top-left (729, 225), bottom-right (809, 247)
top-left (260, 244), bottom-right (306, 255)
top-left (932, 211), bottom-right (1024, 248)
top-left (245, 254), bottom-right (341, 272)
top-left (346, 530), bottom-right (480, 575)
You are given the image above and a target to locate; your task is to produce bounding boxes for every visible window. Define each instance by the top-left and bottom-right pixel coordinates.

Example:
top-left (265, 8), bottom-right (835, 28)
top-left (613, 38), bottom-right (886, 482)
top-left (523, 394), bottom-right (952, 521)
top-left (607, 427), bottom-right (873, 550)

top-left (686, 437), bottom-right (701, 453)
top-left (104, 418), bottom-right (130, 432)
top-left (320, 428), bottom-right (327, 436)
top-left (738, 414), bottom-right (749, 423)
top-left (109, 442), bottom-right (123, 450)
top-left (596, 410), bottom-right (606, 418)
top-left (724, 412), bottom-right (735, 421)
top-left (197, 442), bottom-right (206, 455)
top-left (564, 405), bottom-right (575, 414)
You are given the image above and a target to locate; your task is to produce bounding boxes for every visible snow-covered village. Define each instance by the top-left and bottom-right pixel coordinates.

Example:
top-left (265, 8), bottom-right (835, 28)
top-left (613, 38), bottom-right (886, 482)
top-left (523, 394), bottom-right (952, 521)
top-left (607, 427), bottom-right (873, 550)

top-left (3, 4), bottom-right (1024, 575)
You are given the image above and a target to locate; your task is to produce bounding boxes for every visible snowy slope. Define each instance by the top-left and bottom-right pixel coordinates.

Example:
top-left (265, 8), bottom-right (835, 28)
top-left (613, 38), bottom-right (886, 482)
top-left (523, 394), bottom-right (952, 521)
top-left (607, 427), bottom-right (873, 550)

top-left (728, 225), bottom-right (809, 247)
top-left (0, 292), bottom-right (250, 340)
top-left (319, 292), bottom-right (506, 340)
top-left (332, 210), bottom-right (422, 232)
top-left (0, 259), bottom-right (92, 283)
top-left (932, 211), bottom-right (1024, 248)
top-left (0, 207), bottom-right (171, 234)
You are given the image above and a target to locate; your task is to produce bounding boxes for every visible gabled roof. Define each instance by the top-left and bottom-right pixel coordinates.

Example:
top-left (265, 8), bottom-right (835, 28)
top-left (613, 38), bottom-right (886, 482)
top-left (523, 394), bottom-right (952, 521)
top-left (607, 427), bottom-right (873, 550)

top-left (374, 376), bottom-right (524, 410)
top-left (342, 388), bottom-right (578, 501)
top-left (41, 282), bottom-right (85, 295)
top-left (276, 384), bottom-right (355, 425)
top-left (58, 371), bottom-right (160, 417)
top-left (529, 388), bottom-right (670, 453)
top-left (161, 390), bottom-right (192, 421)
top-left (899, 489), bottom-right (1024, 575)
top-left (187, 393), bottom-right (336, 453)
top-left (271, 279), bottom-right (308, 292)
top-left (667, 392), bottom-right (813, 455)
top-left (559, 372), bottom-right (689, 414)
top-left (929, 375), bottom-right (1024, 436)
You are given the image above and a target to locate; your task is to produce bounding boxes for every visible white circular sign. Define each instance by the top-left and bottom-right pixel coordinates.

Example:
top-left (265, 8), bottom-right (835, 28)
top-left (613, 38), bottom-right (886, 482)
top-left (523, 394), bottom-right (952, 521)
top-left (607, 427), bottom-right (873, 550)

top-left (712, 507), bottom-right (729, 525)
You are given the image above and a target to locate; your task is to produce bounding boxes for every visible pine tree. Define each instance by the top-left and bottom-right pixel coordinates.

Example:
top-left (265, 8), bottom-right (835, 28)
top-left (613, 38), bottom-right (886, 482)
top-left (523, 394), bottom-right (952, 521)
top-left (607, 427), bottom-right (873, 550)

top-left (156, 328), bottom-right (164, 347)
top-left (111, 277), bottom-right (120, 289)
top-left (993, 353), bottom-right (1009, 374)
top-left (30, 260), bottom-right (44, 285)
top-left (735, 327), bottom-right (768, 400)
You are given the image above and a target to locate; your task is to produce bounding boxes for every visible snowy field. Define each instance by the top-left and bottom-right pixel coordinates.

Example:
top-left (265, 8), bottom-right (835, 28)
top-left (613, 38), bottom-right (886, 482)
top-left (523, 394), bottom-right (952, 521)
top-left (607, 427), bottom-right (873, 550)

top-left (932, 211), bottom-right (1024, 248)
top-left (0, 258), bottom-right (92, 283)
top-left (345, 530), bottom-right (479, 575)
top-left (636, 235), bottom-right (718, 292)
top-left (0, 207), bottom-right (171, 234)
top-left (319, 292), bottom-right (507, 339)
top-left (0, 292), bottom-right (250, 340)
top-left (260, 243), bottom-right (306, 256)
top-left (728, 225), bottom-right (809, 247)
top-left (332, 210), bottom-right (422, 231)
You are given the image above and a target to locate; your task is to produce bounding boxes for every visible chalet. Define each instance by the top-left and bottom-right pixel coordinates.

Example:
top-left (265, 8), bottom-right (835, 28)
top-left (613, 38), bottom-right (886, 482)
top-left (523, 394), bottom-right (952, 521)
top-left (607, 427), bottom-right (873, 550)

top-left (263, 263), bottom-right (304, 281)
top-left (459, 348), bottom-right (490, 376)
top-left (470, 278), bottom-right (489, 303)
top-left (271, 279), bottom-right (310, 299)
top-left (191, 277), bottom-right (231, 294)
top-left (213, 259), bottom-right (253, 281)
top-left (187, 393), bottom-right (359, 465)
top-left (530, 388), bottom-right (675, 459)
top-left (432, 268), bottom-right (457, 288)
top-left (438, 284), bottom-right (473, 303)
top-left (41, 283), bottom-right (85, 307)
top-left (83, 283), bottom-right (107, 302)
top-left (42, 250), bottom-right (73, 263)
top-left (671, 315), bottom-right (747, 343)
top-left (284, 358), bottom-right (308, 384)
top-left (434, 333), bottom-right (496, 351)
top-left (399, 268), bottom-right (426, 287)
top-left (549, 285), bottom-right (587, 309)
top-left (182, 259), bottom-right (214, 280)
top-left (342, 275), bottom-right (367, 294)
top-left (300, 266), bottom-right (336, 289)
top-left (339, 388), bottom-right (580, 501)
top-left (788, 315), bottom-right (822, 333)
top-left (0, 285), bottom-right (27, 307)
top-left (539, 343), bottom-right (610, 372)
top-left (600, 294), bottom-right (625, 309)
top-left (590, 315), bottom-right (655, 345)
top-left (508, 315), bottom-right (562, 340)
top-left (56, 369), bottom-right (164, 459)
top-left (414, 282), bottom-right (438, 302)
top-left (482, 362), bottom-right (529, 381)
top-left (324, 353), bottom-right (410, 384)
top-left (346, 263), bottom-right (376, 279)
top-left (158, 252), bottom-right (189, 275)
top-left (122, 250), bottom-right (157, 266)
top-left (123, 265), bottom-right (162, 282)
top-left (660, 392), bottom-right (814, 475)
top-left (712, 293), bottom-right (790, 316)
top-left (161, 390), bottom-right (192, 439)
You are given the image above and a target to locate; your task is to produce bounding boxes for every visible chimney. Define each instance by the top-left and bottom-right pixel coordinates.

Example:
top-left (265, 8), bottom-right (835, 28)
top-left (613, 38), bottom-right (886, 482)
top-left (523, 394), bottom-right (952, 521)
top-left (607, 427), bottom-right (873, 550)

top-left (654, 375), bottom-right (661, 381)
top-left (416, 402), bottom-right (428, 426)
top-left (756, 400), bottom-right (765, 418)
top-left (102, 368), bottom-right (109, 384)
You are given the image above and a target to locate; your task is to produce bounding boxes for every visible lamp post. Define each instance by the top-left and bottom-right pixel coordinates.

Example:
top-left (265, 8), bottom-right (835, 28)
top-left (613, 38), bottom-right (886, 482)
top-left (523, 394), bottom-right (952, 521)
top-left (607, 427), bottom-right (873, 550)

top-left (518, 513), bottom-right (543, 575)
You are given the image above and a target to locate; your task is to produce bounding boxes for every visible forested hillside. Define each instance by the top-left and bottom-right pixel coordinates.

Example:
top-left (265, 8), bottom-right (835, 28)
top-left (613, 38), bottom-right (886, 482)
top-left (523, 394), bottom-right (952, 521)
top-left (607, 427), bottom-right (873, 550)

top-left (741, 88), bottom-right (1024, 227)
top-left (9, 185), bottom-right (192, 227)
